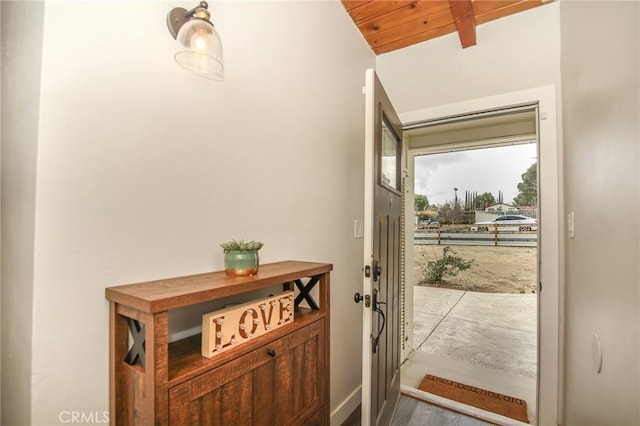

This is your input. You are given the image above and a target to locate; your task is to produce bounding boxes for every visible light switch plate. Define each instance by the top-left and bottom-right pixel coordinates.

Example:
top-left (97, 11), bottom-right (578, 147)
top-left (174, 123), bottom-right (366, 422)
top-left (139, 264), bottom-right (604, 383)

top-left (354, 219), bottom-right (364, 239)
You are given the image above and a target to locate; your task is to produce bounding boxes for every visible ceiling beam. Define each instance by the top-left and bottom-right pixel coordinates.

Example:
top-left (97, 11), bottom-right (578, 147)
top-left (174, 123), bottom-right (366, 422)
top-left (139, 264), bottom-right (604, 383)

top-left (448, 0), bottom-right (477, 48)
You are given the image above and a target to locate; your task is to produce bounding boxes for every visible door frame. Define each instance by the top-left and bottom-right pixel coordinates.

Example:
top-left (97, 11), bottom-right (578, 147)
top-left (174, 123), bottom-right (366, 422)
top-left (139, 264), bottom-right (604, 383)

top-left (400, 85), bottom-right (562, 426)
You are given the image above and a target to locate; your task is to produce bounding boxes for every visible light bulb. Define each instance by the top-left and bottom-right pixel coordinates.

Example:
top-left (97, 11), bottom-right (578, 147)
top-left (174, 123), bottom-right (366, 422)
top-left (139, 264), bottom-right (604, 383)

top-left (193, 35), bottom-right (208, 52)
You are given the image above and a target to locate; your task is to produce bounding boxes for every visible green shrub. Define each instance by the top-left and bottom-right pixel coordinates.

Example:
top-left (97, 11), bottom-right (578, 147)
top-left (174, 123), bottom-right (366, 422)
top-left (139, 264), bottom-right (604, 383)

top-left (423, 246), bottom-right (473, 283)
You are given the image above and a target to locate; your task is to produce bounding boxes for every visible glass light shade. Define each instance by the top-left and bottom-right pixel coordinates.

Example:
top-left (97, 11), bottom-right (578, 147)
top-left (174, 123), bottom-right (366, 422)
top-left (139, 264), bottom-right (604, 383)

top-left (174, 19), bottom-right (224, 81)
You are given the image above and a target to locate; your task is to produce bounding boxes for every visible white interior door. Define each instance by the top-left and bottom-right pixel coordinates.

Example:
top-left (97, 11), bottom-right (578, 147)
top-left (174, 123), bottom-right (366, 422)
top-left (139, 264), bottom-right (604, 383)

top-left (360, 68), bottom-right (403, 426)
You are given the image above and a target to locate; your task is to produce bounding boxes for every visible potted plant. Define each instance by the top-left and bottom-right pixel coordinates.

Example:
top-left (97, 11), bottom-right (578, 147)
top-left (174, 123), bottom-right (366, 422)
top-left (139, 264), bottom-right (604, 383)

top-left (220, 239), bottom-right (264, 276)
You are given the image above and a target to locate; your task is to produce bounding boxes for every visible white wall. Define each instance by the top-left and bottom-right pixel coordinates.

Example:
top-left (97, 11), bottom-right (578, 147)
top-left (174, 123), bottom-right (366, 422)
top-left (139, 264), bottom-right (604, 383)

top-left (14, 1), bottom-right (374, 424)
top-left (1, 1), bottom-right (45, 424)
top-left (560, 1), bottom-right (639, 424)
top-left (375, 2), bottom-right (561, 114)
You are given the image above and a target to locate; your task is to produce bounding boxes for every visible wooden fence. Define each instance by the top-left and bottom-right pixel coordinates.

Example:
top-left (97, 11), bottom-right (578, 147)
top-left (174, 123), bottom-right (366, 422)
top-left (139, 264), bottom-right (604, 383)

top-left (414, 223), bottom-right (537, 247)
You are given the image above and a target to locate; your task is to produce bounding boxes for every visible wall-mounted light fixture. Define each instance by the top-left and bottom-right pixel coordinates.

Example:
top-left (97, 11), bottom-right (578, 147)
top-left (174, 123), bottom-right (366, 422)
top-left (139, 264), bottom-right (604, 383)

top-left (167, 1), bottom-right (224, 81)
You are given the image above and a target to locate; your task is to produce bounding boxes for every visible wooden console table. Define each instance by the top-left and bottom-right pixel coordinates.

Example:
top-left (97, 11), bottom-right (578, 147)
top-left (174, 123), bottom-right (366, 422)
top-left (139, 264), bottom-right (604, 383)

top-left (106, 260), bottom-right (332, 425)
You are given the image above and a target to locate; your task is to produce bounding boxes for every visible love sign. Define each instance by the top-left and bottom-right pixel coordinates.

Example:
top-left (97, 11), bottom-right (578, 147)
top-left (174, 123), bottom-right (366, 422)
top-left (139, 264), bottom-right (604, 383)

top-left (201, 291), bottom-right (295, 358)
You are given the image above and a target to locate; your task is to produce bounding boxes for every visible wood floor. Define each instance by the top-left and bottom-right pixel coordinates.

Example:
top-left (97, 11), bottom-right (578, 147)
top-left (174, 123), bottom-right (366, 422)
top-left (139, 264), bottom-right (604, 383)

top-left (342, 395), bottom-right (493, 426)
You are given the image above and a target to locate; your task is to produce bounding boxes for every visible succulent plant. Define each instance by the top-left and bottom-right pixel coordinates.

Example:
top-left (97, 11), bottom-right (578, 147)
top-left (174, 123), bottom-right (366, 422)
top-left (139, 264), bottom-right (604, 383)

top-left (220, 239), bottom-right (264, 252)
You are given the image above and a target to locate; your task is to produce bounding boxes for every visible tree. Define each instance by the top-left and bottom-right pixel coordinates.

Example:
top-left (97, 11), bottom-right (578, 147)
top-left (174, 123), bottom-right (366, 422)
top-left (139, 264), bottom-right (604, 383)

top-left (437, 202), bottom-right (452, 223)
top-left (476, 192), bottom-right (496, 209)
top-left (513, 163), bottom-right (537, 206)
top-left (437, 201), bottom-right (464, 224)
top-left (415, 194), bottom-right (429, 211)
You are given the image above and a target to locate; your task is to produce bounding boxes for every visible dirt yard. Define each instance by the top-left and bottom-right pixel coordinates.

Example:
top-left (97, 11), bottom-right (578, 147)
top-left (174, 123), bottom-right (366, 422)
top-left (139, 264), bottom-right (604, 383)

top-left (414, 245), bottom-right (537, 294)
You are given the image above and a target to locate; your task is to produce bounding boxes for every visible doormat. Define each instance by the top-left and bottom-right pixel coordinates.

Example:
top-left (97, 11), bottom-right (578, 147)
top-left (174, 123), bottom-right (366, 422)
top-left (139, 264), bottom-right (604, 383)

top-left (418, 374), bottom-right (529, 423)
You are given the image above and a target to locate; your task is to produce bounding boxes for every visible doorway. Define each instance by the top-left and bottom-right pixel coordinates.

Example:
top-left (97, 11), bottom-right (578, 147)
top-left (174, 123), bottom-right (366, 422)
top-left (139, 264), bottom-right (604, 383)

top-left (398, 87), bottom-right (561, 426)
top-left (404, 141), bottom-right (539, 424)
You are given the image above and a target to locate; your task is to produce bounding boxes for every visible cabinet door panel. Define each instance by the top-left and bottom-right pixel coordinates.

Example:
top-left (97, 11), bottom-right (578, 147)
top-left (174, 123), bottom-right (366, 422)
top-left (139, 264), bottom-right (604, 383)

top-left (252, 360), bottom-right (276, 425)
top-left (200, 389), bottom-right (222, 424)
top-left (291, 344), bottom-right (306, 414)
top-left (169, 320), bottom-right (323, 425)
top-left (221, 373), bottom-right (253, 425)
top-left (276, 341), bottom-right (315, 420)
top-left (303, 334), bottom-right (319, 405)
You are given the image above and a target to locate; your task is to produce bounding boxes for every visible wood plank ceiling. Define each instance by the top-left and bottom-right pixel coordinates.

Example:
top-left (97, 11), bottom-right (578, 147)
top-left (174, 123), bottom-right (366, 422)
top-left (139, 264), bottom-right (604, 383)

top-left (341, 0), bottom-right (552, 55)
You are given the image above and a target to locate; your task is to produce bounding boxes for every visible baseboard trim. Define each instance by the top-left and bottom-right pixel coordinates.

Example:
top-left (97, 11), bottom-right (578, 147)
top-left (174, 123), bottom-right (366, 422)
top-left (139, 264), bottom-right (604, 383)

top-left (330, 385), bottom-right (361, 426)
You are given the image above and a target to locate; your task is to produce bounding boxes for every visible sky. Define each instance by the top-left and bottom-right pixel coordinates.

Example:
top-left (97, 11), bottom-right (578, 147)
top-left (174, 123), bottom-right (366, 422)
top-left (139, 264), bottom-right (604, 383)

top-left (414, 143), bottom-right (537, 207)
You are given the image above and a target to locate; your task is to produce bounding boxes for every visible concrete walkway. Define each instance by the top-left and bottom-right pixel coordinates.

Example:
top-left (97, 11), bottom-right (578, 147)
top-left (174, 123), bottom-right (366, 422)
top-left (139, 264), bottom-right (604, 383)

top-left (402, 286), bottom-right (537, 424)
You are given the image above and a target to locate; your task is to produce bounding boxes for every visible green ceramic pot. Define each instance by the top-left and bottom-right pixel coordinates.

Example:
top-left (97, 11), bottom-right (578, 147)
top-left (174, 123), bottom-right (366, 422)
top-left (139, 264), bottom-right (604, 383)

top-left (224, 250), bottom-right (259, 276)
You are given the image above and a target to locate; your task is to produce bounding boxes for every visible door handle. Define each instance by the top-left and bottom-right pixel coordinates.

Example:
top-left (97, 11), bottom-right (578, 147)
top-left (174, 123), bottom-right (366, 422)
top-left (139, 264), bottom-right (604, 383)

top-left (354, 292), bottom-right (371, 307)
top-left (371, 288), bottom-right (386, 354)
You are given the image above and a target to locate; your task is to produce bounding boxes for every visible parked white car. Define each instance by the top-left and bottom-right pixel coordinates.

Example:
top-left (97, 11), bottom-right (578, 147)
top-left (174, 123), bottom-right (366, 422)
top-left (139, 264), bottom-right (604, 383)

top-left (471, 215), bottom-right (537, 232)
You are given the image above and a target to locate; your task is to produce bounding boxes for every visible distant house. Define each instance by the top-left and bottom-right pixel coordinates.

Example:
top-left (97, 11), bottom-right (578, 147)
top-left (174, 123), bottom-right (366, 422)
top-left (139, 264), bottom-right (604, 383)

top-left (485, 203), bottom-right (519, 213)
